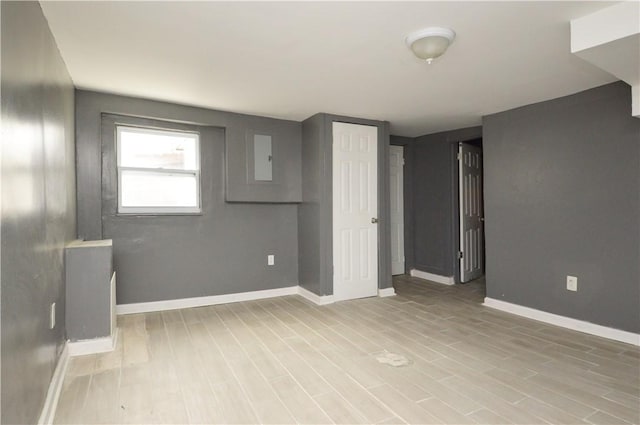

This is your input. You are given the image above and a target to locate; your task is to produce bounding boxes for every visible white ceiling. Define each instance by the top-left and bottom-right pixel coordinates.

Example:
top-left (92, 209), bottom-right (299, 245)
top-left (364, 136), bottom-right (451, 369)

top-left (40, 1), bottom-right (619, 137)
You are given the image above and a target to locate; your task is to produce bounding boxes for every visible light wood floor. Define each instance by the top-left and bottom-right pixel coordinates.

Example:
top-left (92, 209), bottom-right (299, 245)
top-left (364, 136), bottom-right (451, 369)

top-left (55, 275), bottom-right (640, 424)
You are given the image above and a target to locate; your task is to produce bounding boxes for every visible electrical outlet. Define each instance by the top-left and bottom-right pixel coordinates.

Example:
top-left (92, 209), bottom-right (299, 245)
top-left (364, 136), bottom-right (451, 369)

top-left (50, 303), bottom-right (56, 329)
top-left (267, 255), bottom-right (275, 266)
top-left (566, 276), bottom-right (578, 292)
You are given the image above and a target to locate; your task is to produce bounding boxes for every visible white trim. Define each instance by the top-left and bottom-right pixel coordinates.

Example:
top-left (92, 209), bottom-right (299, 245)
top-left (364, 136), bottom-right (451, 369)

top-left (483, 297), bottom-right (640, 347)
top-left (114, 283), bottom-right (396, 315)
top-left (38, 343), bottom-right (69, 425)
top-left (110, 272), bottom-right (116, 343)
top-left (116, 286), bottom-right (299, 315)
top-left (68, 328), bottom-right (119, 356)
top-left (298, 286), bottom-right (335, 305)
top-left (410, 269), bottom-right (455, 285)
top-left (378, 287), bottom-right (396, 297)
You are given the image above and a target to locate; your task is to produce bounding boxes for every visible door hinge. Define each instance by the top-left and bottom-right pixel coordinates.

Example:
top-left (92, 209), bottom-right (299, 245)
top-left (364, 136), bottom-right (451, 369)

top-left (457, 251), bottom-right (463, 259)
top-left (402, 158), bottom-right (405, 166)
top-left (457, 152), bottom-right (461, 161)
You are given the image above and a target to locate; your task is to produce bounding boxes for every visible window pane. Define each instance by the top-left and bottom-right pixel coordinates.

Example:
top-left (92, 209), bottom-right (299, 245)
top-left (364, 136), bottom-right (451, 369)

top-left (120, 170), bottom-right (198, 208)
top-left (118, 127), bottom-right (198, 170)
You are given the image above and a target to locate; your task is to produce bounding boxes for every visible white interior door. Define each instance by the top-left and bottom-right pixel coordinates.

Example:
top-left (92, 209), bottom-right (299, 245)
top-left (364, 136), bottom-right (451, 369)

top-left (459, 143), bottom-right (484, 282)
top-left (389, 145), bottom-right (405, 275)
top-left (332, 122), bottom-right (378, 301)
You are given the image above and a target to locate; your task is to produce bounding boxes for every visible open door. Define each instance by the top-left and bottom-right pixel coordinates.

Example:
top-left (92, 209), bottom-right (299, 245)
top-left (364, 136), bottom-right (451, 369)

top-left (459, 143), bottom-right (484, 282)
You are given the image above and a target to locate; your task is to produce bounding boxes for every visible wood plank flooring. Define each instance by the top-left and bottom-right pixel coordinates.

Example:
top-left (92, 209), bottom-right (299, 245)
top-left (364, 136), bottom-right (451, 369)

top-left (55, 275), bottom-right (640, 424)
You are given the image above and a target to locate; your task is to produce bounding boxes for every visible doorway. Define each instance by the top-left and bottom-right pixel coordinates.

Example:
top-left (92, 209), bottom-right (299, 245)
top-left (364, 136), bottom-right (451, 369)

top-left (332, 122), bottom-right (379, 301)
top-left (389, 145), bottom-right (405, 275)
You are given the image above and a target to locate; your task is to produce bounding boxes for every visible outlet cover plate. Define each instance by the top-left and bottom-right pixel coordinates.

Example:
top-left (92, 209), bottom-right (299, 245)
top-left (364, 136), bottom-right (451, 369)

top-left (267, 255), bottom-right (275, 266)
top-left (567, 276), bottom-right (578, 292)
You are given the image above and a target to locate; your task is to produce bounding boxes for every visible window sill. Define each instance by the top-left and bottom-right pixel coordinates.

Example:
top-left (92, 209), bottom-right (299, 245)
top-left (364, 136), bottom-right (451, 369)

top-left (116, 210), bottom-right (203, 217)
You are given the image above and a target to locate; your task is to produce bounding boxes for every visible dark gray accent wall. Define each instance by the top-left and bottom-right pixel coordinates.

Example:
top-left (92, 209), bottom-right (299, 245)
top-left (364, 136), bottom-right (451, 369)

top-left (390, 135), bottom-right (414, 273)
top-left (76, 92), bottom-right (300, 304)
top-left (411, 127), bottom-right (482, 280)
top-left (299, 113), bottom-right (392, 296)
top-left (76, 90), bottom-right (302, 241)
top-left (483, 81), bottom-right (640, 333)
top-left (226, 125), bottom-right (302, 202)
top-left (1, 2), bottom-right (76, 423)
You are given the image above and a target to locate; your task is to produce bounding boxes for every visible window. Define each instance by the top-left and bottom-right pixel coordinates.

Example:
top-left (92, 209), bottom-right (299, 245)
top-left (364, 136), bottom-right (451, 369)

top-left (117, 126), bottom-right (201, 214)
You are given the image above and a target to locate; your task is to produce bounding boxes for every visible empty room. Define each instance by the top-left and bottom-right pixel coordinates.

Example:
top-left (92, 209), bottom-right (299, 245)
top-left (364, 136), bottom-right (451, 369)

top-left (2, 1), bottom-right (639, 424)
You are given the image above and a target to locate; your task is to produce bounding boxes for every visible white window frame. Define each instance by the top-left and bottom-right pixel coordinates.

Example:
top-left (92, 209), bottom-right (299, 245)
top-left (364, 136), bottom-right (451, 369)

top-left (116, 125), bottom-right (201, 214)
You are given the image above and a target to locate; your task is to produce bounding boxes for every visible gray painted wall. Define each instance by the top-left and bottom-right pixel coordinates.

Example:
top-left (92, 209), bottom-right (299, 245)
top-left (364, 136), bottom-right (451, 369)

top-left (483, 81), bottom-right (640, 333)
top-left (76, 94), bottom-right (300, 304)
top-left (299, 114), bottom-right (327, 295)
top-left (299, 113), bottom-right (392, 296)
top-left (76, 90), bottom-right (302, 241)
top-left (226, 125), bottom-right (302, 202)
top-left (390, 136), bottom-right (414, 273)
top-left (411, 127), bottom-right (482, 280)
top-left (1, 2), bottom-right (76, 423)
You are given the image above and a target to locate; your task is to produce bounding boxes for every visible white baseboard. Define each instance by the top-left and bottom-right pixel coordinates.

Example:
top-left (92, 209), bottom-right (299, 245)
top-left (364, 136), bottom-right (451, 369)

top-left (116, 286), bottom-right (299, 315)
top-left (298, 286), bottom-right (335, 305)
top-left (378, 287), bottom-right (396, 297)
top-left (68, 327), bottom-right (119, 356)
top-left (38, 343), bottom-right (69, 425)
top-left (116, 283), bottom-right (394, 314)
top-left (410, 269), bottom-right (455, 285)
top-left (483, 297), bottom-right (640, 347)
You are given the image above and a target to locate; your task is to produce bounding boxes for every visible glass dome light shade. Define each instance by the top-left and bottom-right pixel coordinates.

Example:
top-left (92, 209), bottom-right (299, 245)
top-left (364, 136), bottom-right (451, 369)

top-left (406, 27), bottom-right (456, 62)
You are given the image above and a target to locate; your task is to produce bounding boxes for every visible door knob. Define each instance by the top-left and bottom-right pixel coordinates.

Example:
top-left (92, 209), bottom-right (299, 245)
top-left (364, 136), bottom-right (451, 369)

top-left (371, 217), bottom-right (379, 224)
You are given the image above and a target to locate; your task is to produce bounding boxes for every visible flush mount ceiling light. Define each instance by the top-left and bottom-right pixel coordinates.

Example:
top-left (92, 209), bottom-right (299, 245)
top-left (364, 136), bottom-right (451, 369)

top-left (406, 27), bottom-right (456, 64)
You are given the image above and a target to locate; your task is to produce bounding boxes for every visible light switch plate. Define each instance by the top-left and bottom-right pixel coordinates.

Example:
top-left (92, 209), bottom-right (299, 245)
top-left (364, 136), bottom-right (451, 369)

top-left (268, 255), bottom-right (275, 266)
